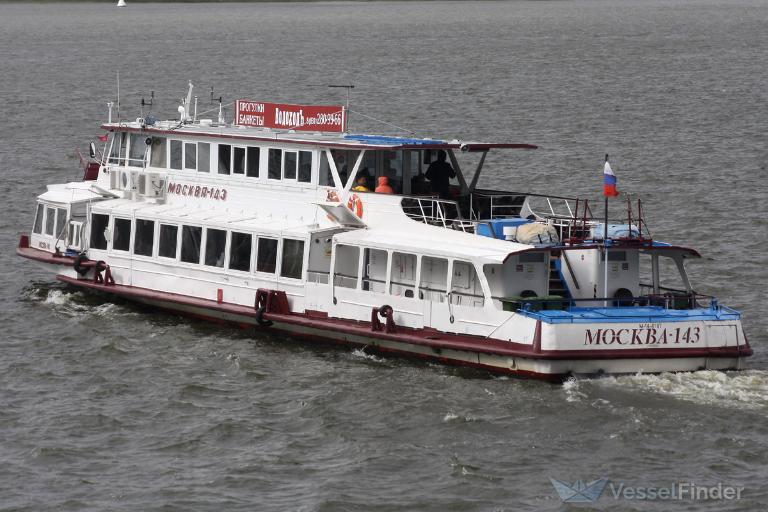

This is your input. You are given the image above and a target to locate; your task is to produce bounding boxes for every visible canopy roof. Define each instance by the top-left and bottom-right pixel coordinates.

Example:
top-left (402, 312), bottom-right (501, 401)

top-left (102, 121), bottom-right (538, 152)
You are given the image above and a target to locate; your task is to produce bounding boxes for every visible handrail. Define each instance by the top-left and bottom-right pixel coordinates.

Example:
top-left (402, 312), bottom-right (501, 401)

top-left (561, 251), bottom-right (580, 290)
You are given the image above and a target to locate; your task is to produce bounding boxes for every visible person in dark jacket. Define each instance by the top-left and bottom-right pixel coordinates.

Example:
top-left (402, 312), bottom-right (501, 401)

top-left (425, 150), bottom-right (455, 199)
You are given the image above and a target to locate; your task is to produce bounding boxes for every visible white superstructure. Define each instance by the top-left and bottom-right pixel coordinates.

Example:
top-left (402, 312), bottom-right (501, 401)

top-left (18, 89), bottom-right (751, 380)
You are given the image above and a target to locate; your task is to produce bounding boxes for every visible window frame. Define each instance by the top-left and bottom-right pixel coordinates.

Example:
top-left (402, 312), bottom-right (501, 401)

top-left (157, 223), bottom-right (180, 261)
top-left (111, 217), bottom-right (132, 253)
top-left (203, 227), bottom-right (227, 268)
top-left (183, 141), bottom-right (197, 171)
top-left (180, 224), bottom-right (203, 265)
top-left (133, 218), bottom-right (156, 258)
top-left (279, 238), bottom-right (306, 280)
top-left (255, 236), bottom-right (279, 275)
top-left (227, 231), bottom-right (253, 273)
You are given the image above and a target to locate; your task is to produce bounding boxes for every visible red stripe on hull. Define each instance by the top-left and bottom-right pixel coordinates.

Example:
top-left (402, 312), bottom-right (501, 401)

top-left (55, 276), bottom-right (751, 363)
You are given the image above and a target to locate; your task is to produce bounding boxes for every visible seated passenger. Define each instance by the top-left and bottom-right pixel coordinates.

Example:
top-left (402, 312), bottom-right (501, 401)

top-left (375, 176), bottom-right (394, 194)
top-left (352, 173), bottom-right (370, 192)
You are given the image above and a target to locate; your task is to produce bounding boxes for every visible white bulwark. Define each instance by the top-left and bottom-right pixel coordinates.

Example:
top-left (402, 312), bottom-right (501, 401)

top-left (17, 89), bottom-right (751, 381)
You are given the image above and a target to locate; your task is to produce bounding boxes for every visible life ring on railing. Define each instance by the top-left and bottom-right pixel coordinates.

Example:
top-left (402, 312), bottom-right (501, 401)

top-left (347, 193), bottom-right (363, 218)
top-left (73, 253), bottom-right (89, 276)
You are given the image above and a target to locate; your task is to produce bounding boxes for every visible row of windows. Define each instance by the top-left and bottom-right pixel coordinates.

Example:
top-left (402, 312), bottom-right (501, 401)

top-left (89, 214), bottom-right (305, 279)
top-left (332, 244), bottom-right (484, 307)
top-left (32, 204), bottom-right (66, 238)
top-left (110, 133), bottom-right (313, 183)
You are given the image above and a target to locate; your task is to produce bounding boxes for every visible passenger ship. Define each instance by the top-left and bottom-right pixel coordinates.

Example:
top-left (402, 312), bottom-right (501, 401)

top-left (17, 85), bottom-right (751, 381)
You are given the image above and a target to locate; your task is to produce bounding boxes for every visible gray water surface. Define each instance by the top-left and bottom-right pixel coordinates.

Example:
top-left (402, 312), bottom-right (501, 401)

top-left (1, 1), bottom-right (767, 510)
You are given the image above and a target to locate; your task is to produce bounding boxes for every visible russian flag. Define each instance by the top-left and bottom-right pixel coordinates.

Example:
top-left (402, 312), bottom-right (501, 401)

top-left (603, 155), bottom-right (618, 197)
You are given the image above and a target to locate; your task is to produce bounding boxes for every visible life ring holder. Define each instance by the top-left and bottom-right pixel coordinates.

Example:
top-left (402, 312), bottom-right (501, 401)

top-left (347, 193), bottom-right (363, 218)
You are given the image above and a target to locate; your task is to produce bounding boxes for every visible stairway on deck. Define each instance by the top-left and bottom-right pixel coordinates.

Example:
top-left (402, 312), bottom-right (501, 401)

top-left (548, 251), bottom-right (571, 299)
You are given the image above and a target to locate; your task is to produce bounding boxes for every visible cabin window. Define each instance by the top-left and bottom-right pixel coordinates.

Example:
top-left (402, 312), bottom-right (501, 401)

top-left (330, 149), bottom-right (360, 188)
top-left (229, 232), bottom-right (252, 272)
top-left (390, 252), bottom-right (417, 298)
top-left (451, 260), bottom-right (484, 307)
top-left (43, 207), bottom-right (55, 236)
top-left (204, 228), bottom-right (226, 267)
top-left (333, 244), bottom-right (360, 289)
top-left (133, 219), bottom-right (155, 257)
top-left (382, 150), bottom-right (403, 194)
top-left (283, 151), bottom-right (297, 180)
top-left (149, 137), bottom-right (167, 168)
top-left (170, 140), bottom-right (182, 170)
top-left (602, 250), bottom-right (628, 262)
top-left (233, 147), bottom-right (246, 175)
top-left (128, 134), bottom-right (146, 167)
top-left (246, 147), bottom-right (260, 178)
top-left (108, 132), bottom-right (126, 165)
top-left (90, 214), bottom-right (109, 250)
top-left (33, 204), bottom-right (44, 234)
top-left (158, 224), bottom-right (178, 259)
top-left (298, 151), bottom-right (312, 183)
top-left (319, 151), bottom-right (332, 186)
top-left (419, 256), bottom-right (448, 302)
top-left (113, 218), bottom-right (131, 252)
top-left (184, 142), bottom-right (197, 170)
top-left (280, 239), bottom-right (305, 279)
top-left (180, 225), bottom-right (202, 264)
top-left (362, 248), bottom-right (388, 293)
top-left (198, 143), bottom-right (210, 173)
top-left (218, 144), bottom-right (231, 175)
top-left (256, 237), bottom-right (278, 273)
top-left (518, 252), bottom-right (545, 263)
top-left (268, 149), bottom-right (282, 180)
top-left (55, 208), bottom-right (67, 238)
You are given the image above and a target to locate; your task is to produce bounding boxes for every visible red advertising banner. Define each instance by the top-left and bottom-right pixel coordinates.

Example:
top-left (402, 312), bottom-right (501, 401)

top-left (234, 100), bottom-right (346, 133)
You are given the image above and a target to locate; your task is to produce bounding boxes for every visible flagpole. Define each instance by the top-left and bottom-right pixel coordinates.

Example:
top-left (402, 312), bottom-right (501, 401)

top-left (604, 154), bottom-right (610, 308)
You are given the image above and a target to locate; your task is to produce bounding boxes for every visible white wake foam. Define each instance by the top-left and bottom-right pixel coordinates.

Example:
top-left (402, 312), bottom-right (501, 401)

top-left (594, 370), bottom-right (768, 410)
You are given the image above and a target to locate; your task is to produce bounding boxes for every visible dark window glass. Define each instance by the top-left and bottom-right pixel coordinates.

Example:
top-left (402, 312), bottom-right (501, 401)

top-left (134, 219), bottom-right (155, 256)
top-left (268, 149), bottom-right (282, 180)
top-left (284, 151), bottom-right (297, 180)
top-left (170, 140), bottom-right (182, 170)
top-left (129, 134), bottom-right (146, 167)
top-left (55, 208), bottom-right (67, 238)
top-left (229, 232), bottom-right (252, 271)
top-left (204, 228), bottom-right (226, 267)
top-left (44, 207), bottom-right (55, 235)
top-left (246, 147), bottom-right (259, 177)
top-left (184, 142), bottom-right (196, 170)
top-left (280, 239), bottom-right (305, 279)
top-left (150, 137), bottom-right (167, 168)
top-left (218, 144), bottom-right (231, 175)
top-left (233, 147), bottom-right (245, 175)
top-left (256, 238), bottom-right (278, 273)
top-left (198, 143), bottom-right (210, 173)
top-left (181, 226), bottom-right (202, 263)
top-left (90, 214), bottom-right (109, 250)
top-left (318, 151), bottom-right (332, 186)
top-left (158, 224), bottom-right (178, 258)
top-left (33, 204), bottom-right (44, 234)
top-left (113, 218), bottom-right (131, 251)
top-left (108, 132), bottom-right (125, 164)
top-left (298, 151), bottom-right (312, 183)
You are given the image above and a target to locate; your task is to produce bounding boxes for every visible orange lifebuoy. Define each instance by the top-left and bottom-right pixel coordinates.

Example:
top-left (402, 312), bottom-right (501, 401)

top-left (347, 193), bottom-right (363, 218)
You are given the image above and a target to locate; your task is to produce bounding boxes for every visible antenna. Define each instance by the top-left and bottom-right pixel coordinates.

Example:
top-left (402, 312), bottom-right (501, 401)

top-left (327, 84), bottom-right (355, 110)
top-left (116, 70), bottom-right (120, 120)
top-left (211, 86), bottom-right (224, 124)
top-left (140, 90), bottom-right (154, 118)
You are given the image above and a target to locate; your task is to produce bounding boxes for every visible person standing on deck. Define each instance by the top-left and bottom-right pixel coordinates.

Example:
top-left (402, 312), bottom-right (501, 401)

top-left (425, 150), bottom-right (456, 199)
